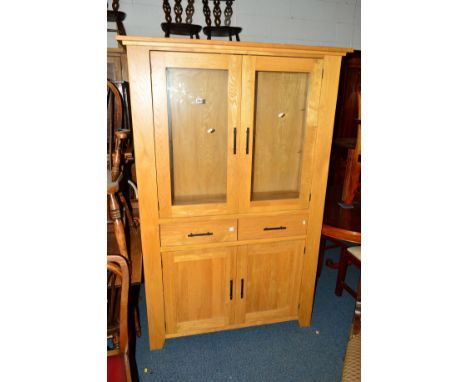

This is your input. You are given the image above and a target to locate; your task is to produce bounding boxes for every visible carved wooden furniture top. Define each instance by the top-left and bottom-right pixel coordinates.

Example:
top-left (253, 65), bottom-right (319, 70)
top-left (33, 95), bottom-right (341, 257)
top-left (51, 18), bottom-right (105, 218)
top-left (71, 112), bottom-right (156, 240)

top-left (116, 36), bottom-right (353, 57)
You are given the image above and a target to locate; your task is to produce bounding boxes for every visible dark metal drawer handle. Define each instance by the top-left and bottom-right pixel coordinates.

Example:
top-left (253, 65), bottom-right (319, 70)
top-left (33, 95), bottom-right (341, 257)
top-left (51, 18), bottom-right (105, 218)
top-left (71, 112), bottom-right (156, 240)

top-left (263, 226), bottom-right (287, 231)
top-left (187, 232), bottom-right (213, 237)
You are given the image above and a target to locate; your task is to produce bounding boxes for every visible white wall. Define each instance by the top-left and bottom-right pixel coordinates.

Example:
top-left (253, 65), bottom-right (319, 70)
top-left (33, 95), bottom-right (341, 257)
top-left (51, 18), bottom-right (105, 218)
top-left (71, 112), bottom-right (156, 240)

top-left (108, 0), bottom-right (360, 49)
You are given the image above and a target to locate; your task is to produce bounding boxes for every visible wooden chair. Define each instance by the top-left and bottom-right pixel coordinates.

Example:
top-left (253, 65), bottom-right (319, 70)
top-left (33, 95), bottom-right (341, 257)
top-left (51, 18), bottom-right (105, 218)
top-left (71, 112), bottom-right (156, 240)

top-left (108, 0), bottom-right (126, 49)
top-left (108, 255), bottom-right (132, 382)
top-left (161, 0), bottom-right (202, 39)
top-left (108, 80), bottom-right (142, 337)
top-left (107, 80), bottom-right (131, 257)
top-left (202, 0), bottom-right (242, 41)
top-left (335, 246), bottom-right (361, 299)
top-left (108, 80), bottom-right (135, 194)
top-left (108, 81), bottom-right (132, 178)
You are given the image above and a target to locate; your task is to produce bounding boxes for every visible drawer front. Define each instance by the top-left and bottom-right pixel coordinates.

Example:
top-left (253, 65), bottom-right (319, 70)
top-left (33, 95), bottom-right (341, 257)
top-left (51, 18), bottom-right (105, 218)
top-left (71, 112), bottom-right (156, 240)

top-left (160, 219), bottom-right (238, 247)
top-left (238, 214), bottom-right (308, 240)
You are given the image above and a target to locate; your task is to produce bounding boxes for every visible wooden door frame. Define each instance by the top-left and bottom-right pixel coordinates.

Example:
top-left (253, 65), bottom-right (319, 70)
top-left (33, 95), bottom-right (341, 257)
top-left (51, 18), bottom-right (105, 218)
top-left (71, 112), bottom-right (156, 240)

top-left (238, 55), bottom-right (324, 214)
top-left (151, 51), bottom-right (242, 218)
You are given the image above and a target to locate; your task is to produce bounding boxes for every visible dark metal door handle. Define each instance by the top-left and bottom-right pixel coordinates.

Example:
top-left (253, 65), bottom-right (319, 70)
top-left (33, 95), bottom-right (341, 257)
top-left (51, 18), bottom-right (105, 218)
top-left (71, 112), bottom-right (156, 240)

top-left (263, 226), bottom-right (287, 231)
top-left (187, 232), bottom-right (214, 237)
top-left (240, 278), bottom-right (244, 299)
top-left (233, 127), bottom-right (237, 154)
top-left (230, 280), bottom-right (233, 300)
top-left (246, 127), bottom-right (250, 155)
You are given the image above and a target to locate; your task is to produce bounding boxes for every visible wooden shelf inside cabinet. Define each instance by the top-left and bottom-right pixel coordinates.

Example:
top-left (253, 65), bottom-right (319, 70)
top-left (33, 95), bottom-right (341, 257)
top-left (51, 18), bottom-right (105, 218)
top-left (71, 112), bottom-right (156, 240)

top-left (119, 35), bottom-right (352, 350)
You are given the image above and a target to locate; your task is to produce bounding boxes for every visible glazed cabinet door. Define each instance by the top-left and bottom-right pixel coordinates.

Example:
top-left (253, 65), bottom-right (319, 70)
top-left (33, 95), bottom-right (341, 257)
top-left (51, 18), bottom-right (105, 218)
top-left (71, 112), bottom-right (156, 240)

top-left (162, 247), bottom-right (237, 336)
top-left (151, 52), bottom-right (242, 218)
top-left (239, 56), bottom-right (324, 213)
top-left (235, 240), bottom-right (305, 325)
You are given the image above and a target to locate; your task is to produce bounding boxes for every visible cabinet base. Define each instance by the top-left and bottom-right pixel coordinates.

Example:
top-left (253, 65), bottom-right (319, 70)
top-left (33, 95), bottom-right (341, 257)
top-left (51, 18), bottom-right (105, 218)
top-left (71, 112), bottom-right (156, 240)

top-left (164, 316), bottom-right (300, 340)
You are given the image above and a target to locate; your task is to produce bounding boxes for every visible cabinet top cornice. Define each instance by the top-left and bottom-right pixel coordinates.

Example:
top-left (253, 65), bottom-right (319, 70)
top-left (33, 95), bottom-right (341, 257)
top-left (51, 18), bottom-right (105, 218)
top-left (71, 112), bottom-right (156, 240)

top-left (116, 36), bottom-right (353, 58)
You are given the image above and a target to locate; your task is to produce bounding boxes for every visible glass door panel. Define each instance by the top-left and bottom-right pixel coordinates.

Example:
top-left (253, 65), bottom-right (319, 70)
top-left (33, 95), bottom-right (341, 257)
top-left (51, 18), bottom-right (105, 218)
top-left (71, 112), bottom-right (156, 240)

top-left (151, 52), bottom-right (241, 218)
top-left (251, 71), bottom-right (309, 201)
top-left (240, 56), bottom-right (324, 212)
top-left (167, 68), bottom-right (228, 205)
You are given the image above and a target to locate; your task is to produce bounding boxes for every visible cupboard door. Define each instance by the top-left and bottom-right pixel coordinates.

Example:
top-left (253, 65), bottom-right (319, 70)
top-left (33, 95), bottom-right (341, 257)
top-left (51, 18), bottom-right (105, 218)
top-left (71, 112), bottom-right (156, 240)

top-left (236, 240), bottom-right (305, 325)
top-left (239, 56), bottom-right (324, 213)
top-left (162, 247), bottom-right (237, 336)
top-left (151, 52), bottom-right (242, 218)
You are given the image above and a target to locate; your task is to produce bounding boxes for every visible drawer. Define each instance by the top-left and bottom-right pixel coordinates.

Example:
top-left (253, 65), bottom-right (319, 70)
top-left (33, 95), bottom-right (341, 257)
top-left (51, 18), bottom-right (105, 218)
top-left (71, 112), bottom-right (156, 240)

top-left (160, 219), bottom-right (238, 247)
top-left (238, 214), bottom-right (308, 240)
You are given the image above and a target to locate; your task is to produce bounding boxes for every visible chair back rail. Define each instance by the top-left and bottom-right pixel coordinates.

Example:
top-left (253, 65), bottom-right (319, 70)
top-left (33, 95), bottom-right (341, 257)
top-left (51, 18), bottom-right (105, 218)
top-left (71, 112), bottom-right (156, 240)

top-left (162, 0), bottom-right (202, 38)
top-left (202, 0), bottom-right (241, 40)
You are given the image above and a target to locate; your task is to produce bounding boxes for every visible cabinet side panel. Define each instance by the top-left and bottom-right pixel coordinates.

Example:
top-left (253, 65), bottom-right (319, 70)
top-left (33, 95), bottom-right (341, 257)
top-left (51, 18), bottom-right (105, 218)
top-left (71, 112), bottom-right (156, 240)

top-left (126, 45), bottom-right (166, 349)
top-left (299, 55), bottom-right (343, 327)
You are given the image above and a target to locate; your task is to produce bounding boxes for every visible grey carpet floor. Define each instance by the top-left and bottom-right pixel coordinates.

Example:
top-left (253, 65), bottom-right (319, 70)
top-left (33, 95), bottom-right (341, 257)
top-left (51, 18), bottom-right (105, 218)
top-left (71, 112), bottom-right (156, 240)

top-left (134, 243), bottom-right (359, 381)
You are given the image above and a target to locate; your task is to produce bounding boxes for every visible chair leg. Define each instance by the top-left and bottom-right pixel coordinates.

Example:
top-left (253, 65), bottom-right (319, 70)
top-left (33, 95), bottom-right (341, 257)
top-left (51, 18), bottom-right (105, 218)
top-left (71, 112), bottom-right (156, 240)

top-left (124, 351), bottom-right (132, 382)
top-left (352, 279), bottom-right (361, 335)
top-left (130, 285), bottom-right (142, 337)
top-left (133, 306), bottom-right (141, 337)
top-left (235, 33), bottom-right (240, 41)
top-left (116, 20), bottom-right (126, 36)
top-left (196, 32), bottom-right (200, 39)
top-left (335, 247), bottom-right (349, 296)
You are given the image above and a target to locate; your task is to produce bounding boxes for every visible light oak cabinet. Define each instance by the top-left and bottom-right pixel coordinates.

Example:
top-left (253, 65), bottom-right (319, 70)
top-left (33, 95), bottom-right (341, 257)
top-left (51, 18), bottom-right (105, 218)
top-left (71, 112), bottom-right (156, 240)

top-left (118, 36), bottom-right (352, 349)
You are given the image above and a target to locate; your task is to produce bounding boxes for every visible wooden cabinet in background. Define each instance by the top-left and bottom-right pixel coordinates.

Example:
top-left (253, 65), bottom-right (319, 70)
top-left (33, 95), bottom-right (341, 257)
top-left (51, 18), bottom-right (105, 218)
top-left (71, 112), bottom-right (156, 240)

top-left (333, 51), bottom-right (361, 141)
top-left (118, 35), bottom-right (352, 349)
top-left (107, 47), bottom-right (128, 82)
top-left (327, 51), bottom-right (361, 194)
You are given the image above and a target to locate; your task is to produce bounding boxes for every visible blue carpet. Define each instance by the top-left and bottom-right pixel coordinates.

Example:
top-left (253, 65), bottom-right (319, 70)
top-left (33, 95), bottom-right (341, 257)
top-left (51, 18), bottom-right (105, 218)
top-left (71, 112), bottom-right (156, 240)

top-left (134, 243), bottom-right (359, 381)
